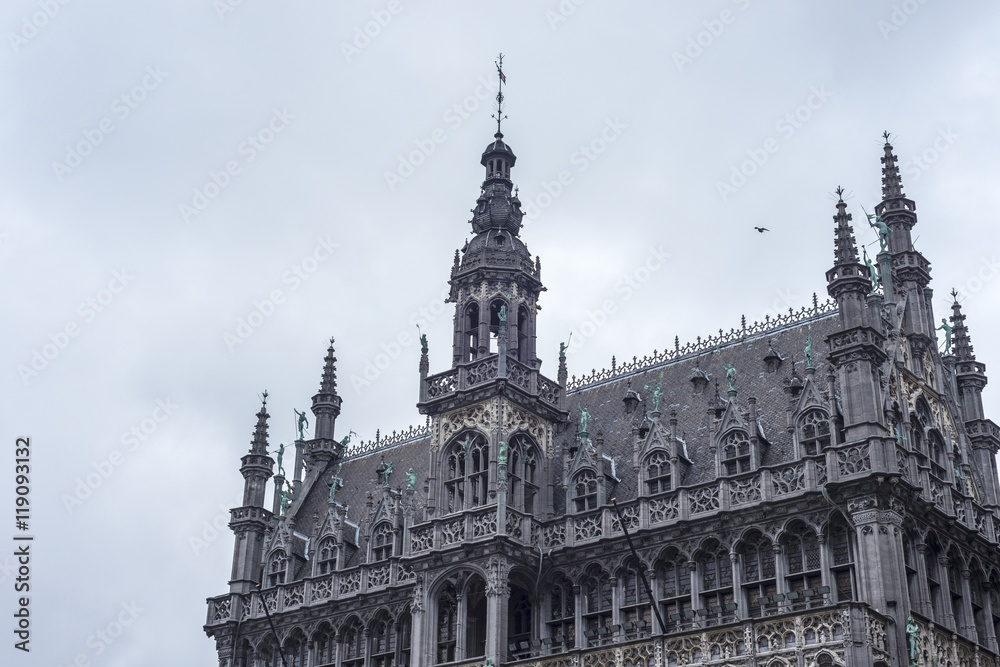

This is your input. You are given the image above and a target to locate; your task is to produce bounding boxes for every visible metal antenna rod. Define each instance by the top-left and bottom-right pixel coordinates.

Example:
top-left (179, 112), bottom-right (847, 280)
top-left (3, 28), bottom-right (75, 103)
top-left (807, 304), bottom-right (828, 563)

top-left (256, 584), bottom-right (290, 667)
top-left (611, 498), bottom-right (667, 634)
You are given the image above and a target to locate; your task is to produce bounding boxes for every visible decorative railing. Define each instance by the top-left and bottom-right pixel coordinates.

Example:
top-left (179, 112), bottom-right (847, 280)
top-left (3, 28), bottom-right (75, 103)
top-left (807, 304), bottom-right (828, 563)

top-left (421, 354), bottom-right (562, 408)
top-left (343, 423), bottom-right (431, 462)
top-left (910, 612), bottom-right (1000, 667)
top-left (567, 297), bottom-right (836, 391)
top-left (505, 603), bottom-right (895, 667)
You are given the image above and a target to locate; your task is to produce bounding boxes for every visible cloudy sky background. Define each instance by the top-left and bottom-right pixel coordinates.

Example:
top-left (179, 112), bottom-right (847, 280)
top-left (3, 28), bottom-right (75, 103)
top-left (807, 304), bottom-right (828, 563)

top-left (3, 0), bottom-right (1000, 664)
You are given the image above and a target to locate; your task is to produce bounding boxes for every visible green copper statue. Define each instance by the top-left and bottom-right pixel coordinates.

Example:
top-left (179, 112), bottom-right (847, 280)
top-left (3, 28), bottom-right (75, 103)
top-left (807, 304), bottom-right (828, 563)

top-left (462, 434), bottom-right (471, 453)
top-left (862, 246), bottom-right (879, 295)
top-left (644, 384), bottom-right (663, 412)
top-left (936, 318), bottom-right (953, 355)
top-left (867, 211), bottom-right (892, 253)
top-left (723, 364), bottom-right (737, 392)
top-left (340, 430), bottom-right (358, 447)
top-left (906, 615), bottom-right (921, 666)
top-left (499, 304), bottom-right (507, 326)
top-left (579, 403), bottom-right (590, 433)
top-left (420, 333), bottom-right (428, 351)
top-left (497, 440), bottom-right (508, 466)
top-left (381, 460), bottom-right (393, 488)
top-left (280, 483), bottom-right (290, 516)
top-left (559, 341), bottom-right (567, 357)
top-left (294, 409), bottom-right (309, 441)
top-left (327, 476), bottom-right (340, 504)
top-left (274, 443), bottom-right (286, 477)
top-left (406, 468), bottom-right (417, 492)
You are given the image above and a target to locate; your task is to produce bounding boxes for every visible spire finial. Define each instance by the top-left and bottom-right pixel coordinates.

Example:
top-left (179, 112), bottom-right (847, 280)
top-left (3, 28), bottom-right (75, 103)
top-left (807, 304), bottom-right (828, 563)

top-left (492, 53), bottom-right (507, 136)
top-left (831, 188), bottom-right (859, 266)
top-left (880, 132), bottom-right (904, 200)
top-left (251, 392), bottom-right (270, 455)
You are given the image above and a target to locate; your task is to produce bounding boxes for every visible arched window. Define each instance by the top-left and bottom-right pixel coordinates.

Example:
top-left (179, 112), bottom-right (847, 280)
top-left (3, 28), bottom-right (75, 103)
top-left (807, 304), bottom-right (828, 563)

top-left (970, 568), bottom-right (988, 645)
top-left (370, 613), bottom-right (396, 667)
top-left (444, 433), bottom-right (490, 512)
top-left (573, 470), bottom-right (598, 512)
top-left (698, 541), bottom-right (734, 625)
top-left (798, 409), bottom-right (831, 455)
top-left (517, 306), bottom-right (529, 361)
top-left (582, 567), bottom-right (613, 645)
top-left (372, 523), bottom-right (395, 562)
top-left (903, 536), bottom-right (919, 610)
top-left (342, 618), bottom-right (365, 667)
top-left (925, 538), bottom-right (943, 621)
top-left (990, 574), bottom-right (1000, 648)
top-left (234, 639), bottom-right (253, 667)
top-left (435, 574), bottom-right (487, 664)
top-left (828, 520), bottom-right (855, 603)
top-left (436, 582), bottom-right (458, 664)
top-left (508, 586), bottom-right (532, 648)
top-left (488, 299), bottom-right (506, 354)
top-left (928, 430), bottom-right (947, 480)
top-left (464, 303), bottom-right (480, 362)
top-left (620, 558), bottom-right (651, 634)
top-left (644, 450), bottom-right (672, 494)
top-left (721, 431), bottom-right (751, 475)
top-left (284, 630), bottom-right (307, 667)
top-left (313, 623), bottom-right (335, 667)
top-left (507, 436), bottom-right (540, 515)
top-left (739, 532), bottom-right (776, 617)
top-left (547, 574), bottom-right (576, 650)
top-left (317, 537), bottom-right (337, 575)
top-left (947, 552), bottom-right (965, 632)
top-left (258, 637), bottom-right (280, 667)
top-left (783, 524), bottom-right (821, 609)
top-left (266, 549), bottom-right (286, 587)
top-left (658, 550), bottom-right (692, 631)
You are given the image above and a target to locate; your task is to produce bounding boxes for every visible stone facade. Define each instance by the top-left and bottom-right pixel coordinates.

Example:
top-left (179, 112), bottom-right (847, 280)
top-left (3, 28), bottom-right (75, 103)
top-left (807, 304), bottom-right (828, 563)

top-left (204, 129), bottom-right (1000, 667)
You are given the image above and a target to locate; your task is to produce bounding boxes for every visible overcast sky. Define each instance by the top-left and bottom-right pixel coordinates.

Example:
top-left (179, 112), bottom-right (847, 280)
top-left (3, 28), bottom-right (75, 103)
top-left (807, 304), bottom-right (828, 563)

top-left (3, 1), bottom-right (1000, 665)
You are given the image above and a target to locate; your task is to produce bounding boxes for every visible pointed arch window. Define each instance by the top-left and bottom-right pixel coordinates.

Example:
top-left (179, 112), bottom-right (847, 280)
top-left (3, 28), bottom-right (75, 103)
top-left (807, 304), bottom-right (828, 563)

top-left (970, 569), bottom-right (988, 644)
top-left (370, 613), bottom-right (396, 667)
top-left (739, 532), bottom-right (776, 617)
top-left (517, 306), bottom-right (530, 361)
top-left (488, 299), bottom-right (506, 354)
top-left (582, 567), bottom-right (613, 645)
top-left (698, 542), bottom-right (734, 625)
top-left (507, 435), bottom-right (539, 515)
top-left (721, 430), bottom-right (751, 475)
top-left (464, 303), bottom-right (480, 362)
top-left (573, 470), bottom-right (598, 512)
top-left (444, 433), bottom-right (491, 512)
top-left (341, 619), bottom-right (365, 667)
top-left (317, 537), bottom-right (337, 575)
top-left (548, 574), bottom-right (576, 649)
top-left (947, 553), bottom-right (965, 632)
top-left (314, 623), bottom-right (335, 667)
top-left (434, 574), bottom-right (487, 664)
top-left (284, 630), bottom-right (307, 667)
top-left (266, 549), bottom-right (286, 587)
top-left (783, 525), bottom-right (821, 610)
top-left (829, 520), bottom-right (855, 603)
top-left (928, 430), bottom-right (947, 480)
top-left (644, 450), bottom-right (672, 494)
top-left (436, 582), bottom-right (458, 663)
top-left (620, 557), bottom-right (651, 634)
top-left (658, 551), bottom-right (692, 631)
top-left (798, 409), bottom-right (831, 455)
top-left (926, 541), bottom-right (943, 621)
top-left (372, 522), bottom-right (395, 562)
top-left (508, 587), bottom-right (532, 648)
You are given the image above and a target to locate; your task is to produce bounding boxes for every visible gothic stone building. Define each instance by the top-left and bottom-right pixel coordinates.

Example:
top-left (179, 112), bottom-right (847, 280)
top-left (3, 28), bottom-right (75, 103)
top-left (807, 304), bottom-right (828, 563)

top-left (205, 128), bottom-right (1000, 667)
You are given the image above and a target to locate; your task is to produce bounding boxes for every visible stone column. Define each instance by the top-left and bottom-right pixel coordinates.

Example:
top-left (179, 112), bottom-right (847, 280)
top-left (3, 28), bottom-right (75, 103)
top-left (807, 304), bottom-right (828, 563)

top-left (411, 576), bottom-right (426, 667)
top-left (914, 544), bottom-right (933, 618)
top-left (982, 582), bottom-right (999, 652)
top-left (818, 533), bottom-right (830, 592)
top-left (688, 560), bottom-right (700, 619)
top-left (939, 556), bottom-right (957, 631)
top-left (485, 556), bottom-right (510, 662)
top-left (960, 569), bottom-right (976, 639)
top-left (728, 552), bottom-right (743, 620)
top-left (573, 585), bottom-right (584, 648)
top-left (772, 545), bottom-right (787, 601)
top-left (647, 569), bottom-right (661, 633)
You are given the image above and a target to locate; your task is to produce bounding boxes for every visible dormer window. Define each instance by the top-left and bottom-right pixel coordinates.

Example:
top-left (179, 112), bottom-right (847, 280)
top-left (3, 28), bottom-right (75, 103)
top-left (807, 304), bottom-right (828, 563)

top-left (266, 549), bottom-right (286, 587)
top-left (316, 537), bottom-right (337, 575)
top-left (372, 522), bottom-right (394, 562)
top-left (721, 431), bottom-right (751, 475)
top-left (644, 450), bottom-right (672, 494)
top-left (573, 470), bottom-right (598, 512)
top-left (798, 409), bottom-right (831, 455)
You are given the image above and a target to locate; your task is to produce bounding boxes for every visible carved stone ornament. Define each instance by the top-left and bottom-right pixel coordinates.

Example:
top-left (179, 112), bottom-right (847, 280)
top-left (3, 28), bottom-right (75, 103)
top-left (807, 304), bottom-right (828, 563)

top-left (485, 555), bottom-right (509, 598)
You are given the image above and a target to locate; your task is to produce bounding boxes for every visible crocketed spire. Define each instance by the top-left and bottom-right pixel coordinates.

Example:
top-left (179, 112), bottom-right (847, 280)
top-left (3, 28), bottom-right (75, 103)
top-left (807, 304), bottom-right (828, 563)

top-left (951, 297), bottom-right (975, 361)
top-left (250, 391), bottom-right (270, 455)
top-left (880, 131), bottom-right (904, 200)
top-left (832, 186), bottom-right (860, 266)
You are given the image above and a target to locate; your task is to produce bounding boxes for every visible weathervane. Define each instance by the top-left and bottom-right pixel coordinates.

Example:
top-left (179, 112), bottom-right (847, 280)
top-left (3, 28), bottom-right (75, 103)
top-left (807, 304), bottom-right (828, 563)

top-left (492, 52), bottom-right (507, 135)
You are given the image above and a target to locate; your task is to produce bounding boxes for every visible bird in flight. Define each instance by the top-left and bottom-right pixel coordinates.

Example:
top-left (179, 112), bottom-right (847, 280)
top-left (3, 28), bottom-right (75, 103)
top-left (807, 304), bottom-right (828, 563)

top-left (754, 226), bottom-right (769, 233)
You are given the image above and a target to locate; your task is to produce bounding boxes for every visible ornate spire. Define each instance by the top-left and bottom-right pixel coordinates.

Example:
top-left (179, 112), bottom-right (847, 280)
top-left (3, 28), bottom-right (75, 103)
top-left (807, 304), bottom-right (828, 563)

top-left (880, 131), bottom-right (904, 200)
top-left (832, 186), bottom-right (860, 266)
top-left (320, 337), bottom-right (338, 393)
top-left (492, 52), bottom-right (507, 136)
top-left (950, 293), bottom-right (975, 361)
top-left (250, 391), bottom-right (270, 455)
